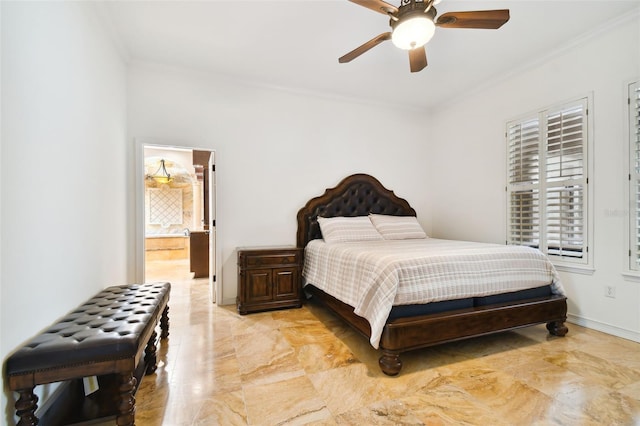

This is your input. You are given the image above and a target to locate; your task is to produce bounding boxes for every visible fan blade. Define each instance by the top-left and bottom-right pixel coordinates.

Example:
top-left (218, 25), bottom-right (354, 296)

top-left (348, 0), bottom-right (398, 16)
top-left (408, 47), bottom-right (427, 73)
top-left (436, 10), bottom-right (510, 29)
top-left (339, 32), bottom-right (392, 63)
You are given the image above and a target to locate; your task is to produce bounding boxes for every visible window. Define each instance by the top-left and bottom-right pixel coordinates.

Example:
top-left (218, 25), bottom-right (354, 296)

top-left (507, 98), bottom-right (589, 264)
top-left (630, 81), bottom-right (640, 271)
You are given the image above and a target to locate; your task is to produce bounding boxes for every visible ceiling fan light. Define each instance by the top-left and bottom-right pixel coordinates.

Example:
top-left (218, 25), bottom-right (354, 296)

top-left (391, 16), bottom-right (435, 50)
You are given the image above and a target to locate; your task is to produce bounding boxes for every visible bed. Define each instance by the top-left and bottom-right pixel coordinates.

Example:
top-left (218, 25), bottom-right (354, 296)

top-left (296, 173), bottom-right (568, 376)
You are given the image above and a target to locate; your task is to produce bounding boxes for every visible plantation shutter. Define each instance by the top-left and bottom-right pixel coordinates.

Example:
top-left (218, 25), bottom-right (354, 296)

top-left (507, 117), bottom-right (540, 247)
top-left (545, 101), bottom-right (587, 258)
top-left (631, 81), bottom-right (640, 270)
top-left (506, 98), bottom-right (588, 263)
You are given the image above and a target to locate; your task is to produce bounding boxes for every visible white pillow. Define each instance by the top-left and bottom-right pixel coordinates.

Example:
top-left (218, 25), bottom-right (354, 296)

top-left (317, 216), bottom-right (383, 243)
top-left (369, 214), bottom-right (427, 240)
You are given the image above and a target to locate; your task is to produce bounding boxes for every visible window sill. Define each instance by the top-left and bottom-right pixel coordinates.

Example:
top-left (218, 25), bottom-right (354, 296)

top-left (622, 272), bottom-right (640, 283)
top-left (553, 263), bottom-right (595, 275)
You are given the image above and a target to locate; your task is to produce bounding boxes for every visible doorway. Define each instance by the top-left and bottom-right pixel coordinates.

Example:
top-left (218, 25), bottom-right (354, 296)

top-left (137, 143), bottom-right (218, 303)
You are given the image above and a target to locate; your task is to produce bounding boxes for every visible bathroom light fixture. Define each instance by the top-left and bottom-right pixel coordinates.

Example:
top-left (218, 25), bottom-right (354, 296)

top-left (152, 159), bottom-right (173, 184)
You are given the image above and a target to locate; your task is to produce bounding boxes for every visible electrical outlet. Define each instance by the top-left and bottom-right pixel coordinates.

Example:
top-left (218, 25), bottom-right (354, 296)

top-left (605, 286), bottom-right (616, 298)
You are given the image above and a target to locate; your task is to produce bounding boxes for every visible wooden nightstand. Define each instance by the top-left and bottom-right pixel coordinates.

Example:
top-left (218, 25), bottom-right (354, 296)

top-left (237, 246), bottom-right (303, 315)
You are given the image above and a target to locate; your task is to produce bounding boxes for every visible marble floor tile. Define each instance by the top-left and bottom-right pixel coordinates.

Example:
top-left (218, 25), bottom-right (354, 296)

top-left (308, 363), bottom-right (394, 415)
top-left (334, 398), bottom-right (426, 425)
top-left (243, 375), bottom-right (332, 425)
top-left (192, 390), bottom-right (247, 425)
top-left (234, 327), bottom-right (307, 386)
top-left (544, 349), bottom-right (640, 390)
top-left (453, 369), bottom-right (598, 425)
top-left (584, 390), bottom-right (640, 425)
top-left (292, 338), bottom-right (360, 374)
top-left (399, 386), bottom-right (510, 426)
top-left (134, 259), bottom-right (640, 425)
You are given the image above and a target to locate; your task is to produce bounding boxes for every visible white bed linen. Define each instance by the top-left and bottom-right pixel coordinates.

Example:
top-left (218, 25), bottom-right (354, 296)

top-left (302, 238), bottom-right (564, 349)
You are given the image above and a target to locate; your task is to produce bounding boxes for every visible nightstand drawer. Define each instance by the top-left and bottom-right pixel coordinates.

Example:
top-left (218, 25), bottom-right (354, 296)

top-left (243, 253), bottom-right (298, 267)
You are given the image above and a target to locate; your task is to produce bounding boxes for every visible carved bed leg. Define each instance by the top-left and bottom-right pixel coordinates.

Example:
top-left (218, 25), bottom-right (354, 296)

top-left (546, 321), bottom-right (568, 337)
top-left (160, 306), bottom-right (170, 339)
top-left (15, 388), bottom-right (38, 426)
top-left (379, 350), bottom-right (402, 376)
top-left (145, 330), bottom-right (158, 375)
top-left (116, 371), bottom-right (137, 426)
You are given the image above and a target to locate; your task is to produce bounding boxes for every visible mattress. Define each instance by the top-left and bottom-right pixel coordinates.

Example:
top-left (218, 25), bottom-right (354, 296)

top-left (302, 238), bottom-right (564, 348)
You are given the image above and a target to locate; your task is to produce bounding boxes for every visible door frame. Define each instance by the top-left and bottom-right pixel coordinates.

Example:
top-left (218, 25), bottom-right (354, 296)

top-left (135, 138), bottom-right (222, 304)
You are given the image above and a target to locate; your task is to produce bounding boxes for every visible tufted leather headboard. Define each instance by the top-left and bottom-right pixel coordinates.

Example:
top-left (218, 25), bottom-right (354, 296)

top-left (296, 174), bottom-right (417, 248)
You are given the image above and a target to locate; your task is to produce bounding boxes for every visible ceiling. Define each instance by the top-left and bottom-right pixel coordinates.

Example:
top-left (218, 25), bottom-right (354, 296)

top-left (102, 0), bottom-right (640, 111)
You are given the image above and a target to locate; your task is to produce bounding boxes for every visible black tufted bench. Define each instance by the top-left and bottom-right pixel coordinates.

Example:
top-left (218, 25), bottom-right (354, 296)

top-left (5, 282), bottom-right (171, 426)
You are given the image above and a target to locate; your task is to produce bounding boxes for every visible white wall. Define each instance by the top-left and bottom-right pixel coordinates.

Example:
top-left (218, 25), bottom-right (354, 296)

top-left (1, 2), bottom-right (128, 423)
top-left (4, 2), bottom-right (636, 423)
top-left (429, 12), bottom-right (640, 342)
top-left (128, 62), bottom-right (433, 304)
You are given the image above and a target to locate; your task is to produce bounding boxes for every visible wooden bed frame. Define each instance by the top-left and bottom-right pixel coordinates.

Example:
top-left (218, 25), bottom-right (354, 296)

top-left (296, 173), bottom-right (568, 376)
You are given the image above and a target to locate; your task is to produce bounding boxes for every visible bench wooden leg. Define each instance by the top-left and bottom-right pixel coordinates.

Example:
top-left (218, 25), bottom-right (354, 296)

top-left (116, 371), bottom-right (136, 426)
top-left (15, 388), bottom-right (38, 426)
top-left (160, 305), bottom-right (170, 339)
top-left (145, 330), bottom-right (158, 375)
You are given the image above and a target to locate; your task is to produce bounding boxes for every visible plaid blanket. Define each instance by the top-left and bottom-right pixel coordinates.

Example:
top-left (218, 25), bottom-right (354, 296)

top-left (302, 238), bottom-right (564, 348)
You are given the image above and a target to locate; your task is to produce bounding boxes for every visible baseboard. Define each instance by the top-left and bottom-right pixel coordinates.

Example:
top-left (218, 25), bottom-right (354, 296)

top-left (221, 297), bottom-right (236, 306)
top-left (567, 313), bottom-right (640, 343)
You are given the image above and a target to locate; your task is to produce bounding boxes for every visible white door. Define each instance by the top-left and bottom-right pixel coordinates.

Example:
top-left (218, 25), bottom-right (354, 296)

top-left (208, 151), bottom-right (218, 303)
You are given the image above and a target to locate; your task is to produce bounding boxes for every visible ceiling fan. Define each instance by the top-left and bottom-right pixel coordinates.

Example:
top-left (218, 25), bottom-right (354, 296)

top-left (339, 0), bottom-right (510, 73)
